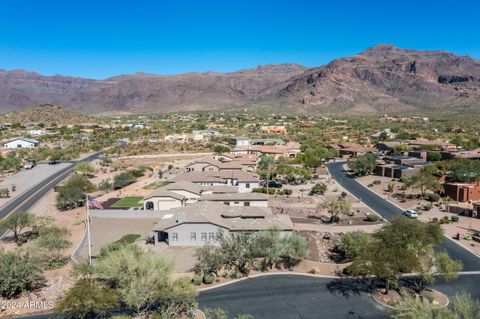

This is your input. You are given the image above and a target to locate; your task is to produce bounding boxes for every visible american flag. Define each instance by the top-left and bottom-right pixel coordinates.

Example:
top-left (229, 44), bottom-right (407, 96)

top-left (87, 195), bottom-right (103, 209)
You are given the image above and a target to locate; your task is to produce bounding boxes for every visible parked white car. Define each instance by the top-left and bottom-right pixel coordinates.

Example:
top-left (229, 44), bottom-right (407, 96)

top-left (24, 161), bottom-right (36, 170)
top-left (403, 209), bottom-right (418, 218)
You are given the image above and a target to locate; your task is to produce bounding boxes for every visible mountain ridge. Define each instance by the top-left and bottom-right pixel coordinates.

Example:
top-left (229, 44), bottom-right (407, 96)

top-left (1, 44), bottom-right (479, 114)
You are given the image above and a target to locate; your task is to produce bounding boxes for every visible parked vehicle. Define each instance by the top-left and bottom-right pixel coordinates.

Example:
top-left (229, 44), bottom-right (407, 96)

top-left (49, 160), bottom-right (61, 165)
top-left (403, 209), bottom-right (418, 218)
top-left (24, 161), bottom-right (36, 170)
top-left (262, 180), bottom-right (283, 189)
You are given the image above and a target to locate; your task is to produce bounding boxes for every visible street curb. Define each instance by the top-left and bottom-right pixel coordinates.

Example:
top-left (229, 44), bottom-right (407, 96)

top-left (198, 272), bottom-right (341, 292)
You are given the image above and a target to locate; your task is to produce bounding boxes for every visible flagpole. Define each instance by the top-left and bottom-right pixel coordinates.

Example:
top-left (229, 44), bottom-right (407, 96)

top-left (86, 194), bottom-right (92, 266)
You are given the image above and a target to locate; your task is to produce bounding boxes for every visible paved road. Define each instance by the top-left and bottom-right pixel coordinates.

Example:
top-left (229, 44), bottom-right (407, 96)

top-left (326, 161), bottom-right (480, 272)
top-left (197, 273), bottom-right (480, 319)
top-left (0, 152), bottom-right (101, 238)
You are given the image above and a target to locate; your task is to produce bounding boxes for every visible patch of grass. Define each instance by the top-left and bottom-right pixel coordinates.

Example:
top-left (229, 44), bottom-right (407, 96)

top-left (111, 196), bottom-right (143, 208)
top-left (142, 181), bottom-right (170, 190)
top-left (115, 234), bottom-right (141, 245)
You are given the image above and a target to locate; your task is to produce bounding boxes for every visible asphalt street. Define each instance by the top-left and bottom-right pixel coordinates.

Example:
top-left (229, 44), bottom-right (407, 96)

top-left (197, 274), bottom-right (480, 319)
top-left (0, 152), bottom-right (101, 238)
top-left (325, 161), bottom-right (480, 272)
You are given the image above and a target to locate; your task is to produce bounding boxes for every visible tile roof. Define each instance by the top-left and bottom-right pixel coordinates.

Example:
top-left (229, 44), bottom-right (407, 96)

top-left (172, 171), bottom-right (260, 183)
top-left (199, 192), bottom-right (269, 201)
top-left (152, 201), bottom-right (293, 232)
top-left (144, 190), bottom-right (186, 201)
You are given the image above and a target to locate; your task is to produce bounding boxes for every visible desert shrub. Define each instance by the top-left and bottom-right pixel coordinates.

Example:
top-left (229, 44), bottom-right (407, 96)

top-left (365, 214), bottom-right (380, 222)
top-left (0, 249), bottom-right (45, 298)
top-left (310, 183), bottom-right (327, 195)
top-left (367, 184), bottom-right (374, 187)
top-left (282, 189), bottom-right (293, 196)
top-left (192, 275), bottom-right (203, 286)
top-left (64, 174), bottom-right (96, 192)
top-left (203, 273), bottom-right (215, 284)
top-left (426, 193), bottom-right (441, 203)
top-left (341, 191), bottom-right (348, 198)
top-left (337, 231), bottom-right (371, 260)
top-left (432, 217), bottom-right (439, 223)
top-left (372, 180), bottom-right (381, 185)
top-left (451, 216), bottom-right (459, 222)
top-left (56, 187), bottom-right (85, 211)
top-left (98, 179), bottom-right (113, 192)
top-left (252, 187), bottom-right (276, 195)
top-left (129, 168), bottom-right (146, 178)
top-left (113, 172), bottom-right (136, 189)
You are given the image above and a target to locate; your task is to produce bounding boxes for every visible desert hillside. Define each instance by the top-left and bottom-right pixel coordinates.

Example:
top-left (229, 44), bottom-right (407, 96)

top-left (0, 45), bottom-right (479, 114)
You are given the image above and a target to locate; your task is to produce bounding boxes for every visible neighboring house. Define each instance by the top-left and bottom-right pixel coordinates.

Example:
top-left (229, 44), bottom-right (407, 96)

top-left (375, 163), bottom-right (423, 179)
top-left (152, 201), bottom-right (293, 246)
top-left (232, 142), bottom-right (300, 159)
top-left (371, 128), bottom-right (397, 140)
top-left (232, 137), bottom-right (284, 147)
top-left (260, 126), bottom-right (287, 134)
top-left (374, 141), bottom-right (401, 155)
top-left (407, 139), bottom-right (457, 151)
top-left (28, 129), bottom-right (46, 137)
top-left (3, 138), bottom-right (39, 149)
top-left (143, 190), bottom-right (186, 210)
top-left (171, 171), bottom-right (260, 192)
top-left (192, 130), bottom-right (220, 137)
top-left (199, 192), bottom-right (269, 207)
top-left (214, 153), bottom-right (259, 171)
top-left (144, 181), bottom-right (207, 210)
top-left (440, 148), bottom-right (480, 160)
top-left (185, 157), bottom-right (243, 172)
top-left (444, 182), bottom-right (480, 202)
top-left (337, 144), bottom-right (372, 158)
top-left (144, 181), bottom-right (245, 210)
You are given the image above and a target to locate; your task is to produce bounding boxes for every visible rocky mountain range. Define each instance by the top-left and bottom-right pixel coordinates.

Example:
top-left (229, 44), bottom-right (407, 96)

top-left (1, 44), bottom-right (479, 114)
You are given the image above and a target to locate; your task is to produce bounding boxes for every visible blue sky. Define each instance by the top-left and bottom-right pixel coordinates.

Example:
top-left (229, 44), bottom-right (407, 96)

top-left (1, 0), bottom-right (479, 79)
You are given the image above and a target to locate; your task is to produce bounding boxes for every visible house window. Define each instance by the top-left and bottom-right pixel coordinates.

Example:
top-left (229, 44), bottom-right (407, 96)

top-left (190, 232), bottom-right (196, 241)
top-left (244, 202), bottom-right (250, 206)
top-left (223, 202), bottom-right (230, 206)
top-left (201, 232), bottom-right (207, 241)
top-left (234, 201), bottom-right (239, 205)
top-left (246, 183), bottom-right (250, 189)
top-left (172, 233), bottom-right (178, 241)
top-left (208, 232), bottom-right (215, 241)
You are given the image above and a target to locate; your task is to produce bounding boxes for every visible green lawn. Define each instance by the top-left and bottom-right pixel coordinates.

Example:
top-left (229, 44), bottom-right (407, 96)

top-left (142, 180), bottom-right (170, 190)
top-left (111, 196), bottom-right (144, 208)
